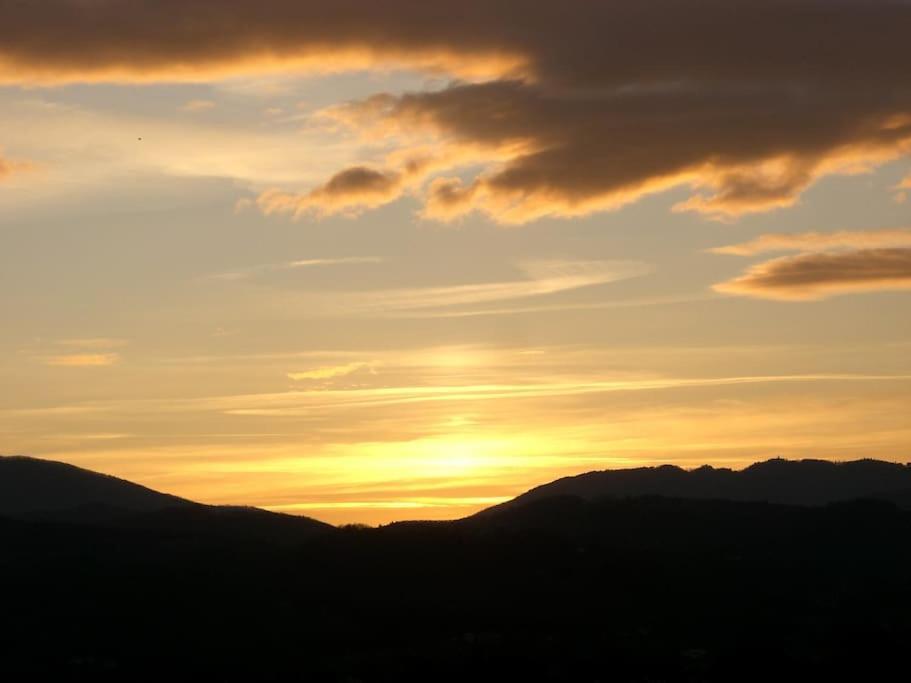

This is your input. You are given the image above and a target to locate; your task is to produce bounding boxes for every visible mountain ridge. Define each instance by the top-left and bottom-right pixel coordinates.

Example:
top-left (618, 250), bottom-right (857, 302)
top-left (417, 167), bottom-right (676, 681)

top-left (4, 454), bottom-right (910, 530)
top-left (0, 454), bottom-right (332, 538)
top-left (473, 457), bottom-right (911, 519)
top-left (2, 454), bottom-right (911, 680)
top-left (0, 454), bottom-right (193, 516)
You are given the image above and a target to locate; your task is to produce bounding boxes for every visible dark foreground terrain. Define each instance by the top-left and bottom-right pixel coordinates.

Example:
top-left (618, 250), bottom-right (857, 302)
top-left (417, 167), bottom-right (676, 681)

top-left (2, 456), bottom-right (910, 681)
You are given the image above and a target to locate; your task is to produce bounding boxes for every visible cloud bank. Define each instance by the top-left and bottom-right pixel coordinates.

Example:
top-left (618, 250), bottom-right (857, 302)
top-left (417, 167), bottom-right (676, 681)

top-left (2, 1), bottom-right (911, 222)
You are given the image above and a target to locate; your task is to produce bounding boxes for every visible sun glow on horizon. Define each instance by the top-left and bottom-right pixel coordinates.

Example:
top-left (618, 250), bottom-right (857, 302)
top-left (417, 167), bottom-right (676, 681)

top-left (3, 0), bottom-right (911, 528)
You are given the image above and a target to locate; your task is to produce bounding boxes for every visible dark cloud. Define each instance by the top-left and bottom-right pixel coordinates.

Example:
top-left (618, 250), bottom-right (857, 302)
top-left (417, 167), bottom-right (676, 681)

top-left (714, 248), bottom-right (911, 300)
top-left (3, 1), bottom-right (911, 221)
top-left (357, 82), bottom-right (911, 222)
top-left (2, 1), bottom-right (909, 86)
top-left (259, 166), bottom-right (405, 217)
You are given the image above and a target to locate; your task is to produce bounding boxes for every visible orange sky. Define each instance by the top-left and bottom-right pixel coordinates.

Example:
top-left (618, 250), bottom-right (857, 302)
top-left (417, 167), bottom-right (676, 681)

top-left (1, 0), bottom-right (910, 524)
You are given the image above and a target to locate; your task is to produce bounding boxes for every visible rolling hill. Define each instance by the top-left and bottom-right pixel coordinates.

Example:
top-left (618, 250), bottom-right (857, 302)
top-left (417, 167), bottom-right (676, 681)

top-left (1, 454), bottom-right (911, 680)
top-left (0, 454), bottom-right (332, 538)
top-left (476, 457), bottom-right (911, 519)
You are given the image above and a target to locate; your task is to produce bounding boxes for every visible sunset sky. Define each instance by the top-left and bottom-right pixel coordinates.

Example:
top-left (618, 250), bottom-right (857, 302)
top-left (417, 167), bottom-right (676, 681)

top-left (2, 0), bottom-right (910, 524)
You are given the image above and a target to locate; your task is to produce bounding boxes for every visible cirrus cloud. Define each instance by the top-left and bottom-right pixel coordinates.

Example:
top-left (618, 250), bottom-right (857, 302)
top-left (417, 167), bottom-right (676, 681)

top-left (711, 228), bottom-right (911, 256)
top-left (43, 353), bottom-right (121, 367)
top-left (288, 362), bottom-right (374, 382)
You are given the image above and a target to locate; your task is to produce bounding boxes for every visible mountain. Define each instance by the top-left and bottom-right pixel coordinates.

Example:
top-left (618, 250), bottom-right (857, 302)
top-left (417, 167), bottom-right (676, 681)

top-left (476, 457), bottom-right (911, 518)
top-left (0, 454), bottom-right (192, 516)
top-left (1, 454), bottom-right (910, 680)
top-left (0, 455), bottom-right (332, 538)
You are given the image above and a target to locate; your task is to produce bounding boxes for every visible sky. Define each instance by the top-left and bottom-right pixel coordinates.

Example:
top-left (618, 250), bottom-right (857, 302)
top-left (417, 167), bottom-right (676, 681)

top-left (2, 0), bottom-right (910, 524)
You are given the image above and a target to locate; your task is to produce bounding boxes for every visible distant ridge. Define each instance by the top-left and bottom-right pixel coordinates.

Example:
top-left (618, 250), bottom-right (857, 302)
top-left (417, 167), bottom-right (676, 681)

top-left (2, 454), bottom-right (910, 680)
top-left (476, 458), bottom-right (911, 518)
top-left (0, 455), bottom-right (332, 537)
top-left (0, 455), bottom-right (192, 516)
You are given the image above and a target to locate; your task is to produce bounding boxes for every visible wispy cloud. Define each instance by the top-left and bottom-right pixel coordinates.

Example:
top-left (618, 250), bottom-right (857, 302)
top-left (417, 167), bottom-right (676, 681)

top-left (208, 256), bottom-right (383, 282)
top-left (274, 259), bottom-right (651, 316)
top-left (214, 373), bottom-right (911, 417)
top-left (711, 229), bottom-right (911, 255)
top-left (286, 257), bottom-right (383, 268)
top-left (0, 150), bottom-right (33, 180)
top-left (0, 98), bottom-right (350, 193)
top-left (12, 371), bottom-right (910, 420)
top-left (57, 337), bottom-right (128, 350)
top-left (895, 174), bottom-right (911, 203)
top-left (43, 353), bottom-right (120, 367)
top-left (180, 99), bottom-right (216, 112)
top-left (381, 293), bottom-right (713, 319)
top-left (288, 362), bottom-right (374, 381)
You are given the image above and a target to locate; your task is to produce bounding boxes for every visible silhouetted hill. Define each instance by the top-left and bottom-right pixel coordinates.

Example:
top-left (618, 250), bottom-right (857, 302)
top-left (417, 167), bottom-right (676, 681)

top-left (108, 503), bottom-right (335, 543)
top-left (0, 455), bottom-right (192, 516)
top-left (1, 494), bottom-right (909, 682)
top-left (0, 455), bottom-right (332, 539)
top-left (476, 458), bottom-right (911, 519)
top-left (1, 455), bottom-right (911, 680)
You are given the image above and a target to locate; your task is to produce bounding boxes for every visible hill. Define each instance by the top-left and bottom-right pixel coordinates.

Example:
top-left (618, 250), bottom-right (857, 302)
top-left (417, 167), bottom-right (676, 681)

top-left (0, 455), bottom-right (192, 516)
top-left (2, 455), bottom-right (911, 680)
top-left (476, 457), bottom-right (911, 519)
top-left (0, 455), bottom-right (332, 539)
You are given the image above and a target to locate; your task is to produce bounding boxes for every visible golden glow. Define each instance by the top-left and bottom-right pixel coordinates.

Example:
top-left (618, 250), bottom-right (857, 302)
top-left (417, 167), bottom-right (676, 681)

top-left (9, 343), bottom-right (910, 525)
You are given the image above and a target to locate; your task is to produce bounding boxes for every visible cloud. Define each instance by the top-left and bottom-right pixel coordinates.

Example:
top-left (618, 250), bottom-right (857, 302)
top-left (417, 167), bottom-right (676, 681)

top-left (3, 1), bottom-right (910, 222)
top-left (711, 229), bottom-right (911, 256)
top-left (207, 255), bottom-right (382, 281)
top-left (256, 147), bottom-right (496, 218)
top-left (207, 258), bottom-right (647, 313)
top-left (258, 166), bottom-right (406, 218)
top-left (0, 1), bottom-right (524, 85)
top-left (44, 353), bottom-right (121, 367)
top-left (714, 248), bottom-right (911, 301)
top-left (0, 98), bottom-right (352, 196)
top-left (181, 99), bottom-right (216, 112)
top-left (1, 2), bottom-right (908, 87)
top-left (0, 156), bottom-right (13, 180)
top-left (0, 152), bottom-right (33, 180)
top-left (895, 174), bottom-right (911, 202)
top-left (57, 337), bottom-right (128, 350)
top-left (287, 257), bottom-right (382, 268)
top-left (281, 259), bottom-right (651, 315)
top-left (295, 81), bottom-right (911, 224)
top-left (288, 362), bottom-right (373, 381)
